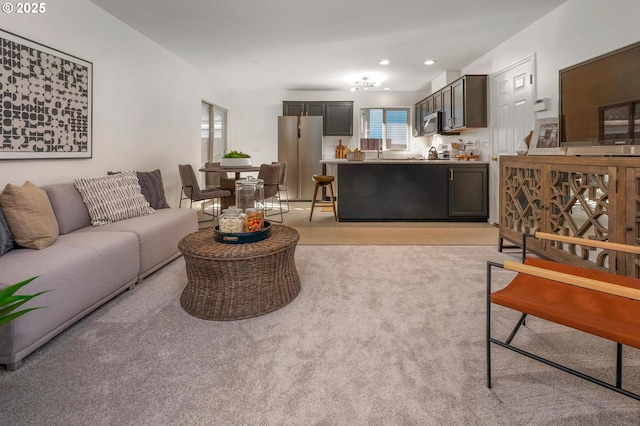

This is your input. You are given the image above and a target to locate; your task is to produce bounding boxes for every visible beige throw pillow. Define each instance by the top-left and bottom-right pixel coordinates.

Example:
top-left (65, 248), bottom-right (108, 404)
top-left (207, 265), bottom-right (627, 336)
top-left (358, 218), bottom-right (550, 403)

top-left (74, 171), bottom-right (155, 226)
top-left (0, 181), bottom-right (59, 249)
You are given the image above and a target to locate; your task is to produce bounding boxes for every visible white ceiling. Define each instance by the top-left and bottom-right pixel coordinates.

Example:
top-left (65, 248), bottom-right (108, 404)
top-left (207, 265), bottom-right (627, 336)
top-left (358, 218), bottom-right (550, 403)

top-left (89, 0), bottom-right (567, 92)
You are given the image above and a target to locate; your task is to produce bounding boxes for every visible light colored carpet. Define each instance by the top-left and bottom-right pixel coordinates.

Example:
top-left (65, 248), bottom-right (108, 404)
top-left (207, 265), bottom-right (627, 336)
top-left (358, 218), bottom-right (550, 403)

top-left (1, 246), bottom-right (639, 425)
top-left (200, 202), bottom-right (499, 245)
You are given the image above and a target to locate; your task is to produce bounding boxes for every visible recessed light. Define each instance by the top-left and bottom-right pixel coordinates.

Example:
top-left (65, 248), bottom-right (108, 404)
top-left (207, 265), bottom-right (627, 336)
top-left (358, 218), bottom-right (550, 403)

top-left (379, 59), bottom-right (390, 65)
top-left (424, 59), bottom-right (435, 65)
top-left (384, 87), bottom-right (390, 91)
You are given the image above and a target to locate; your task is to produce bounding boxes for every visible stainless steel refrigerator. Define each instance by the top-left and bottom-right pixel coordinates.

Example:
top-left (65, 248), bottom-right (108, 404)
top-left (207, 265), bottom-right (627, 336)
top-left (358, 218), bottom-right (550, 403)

top-left (278, 116), bottom-right (323, 200)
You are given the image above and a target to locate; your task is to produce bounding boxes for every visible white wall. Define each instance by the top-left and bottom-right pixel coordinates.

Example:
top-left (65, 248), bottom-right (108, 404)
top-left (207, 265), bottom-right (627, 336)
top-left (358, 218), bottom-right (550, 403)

top-left (226, 0), bottom-right (640, 164)
top-left (0, 0), bottom-right (230, 206)
top-left (464, 0), bottom-right (640, 120)
top-left (227, 89), bottom-right (428, 164)
top-left (2, 0), bottom-right (639, 209)
top-left (422, 0), bottom-right (640, 160)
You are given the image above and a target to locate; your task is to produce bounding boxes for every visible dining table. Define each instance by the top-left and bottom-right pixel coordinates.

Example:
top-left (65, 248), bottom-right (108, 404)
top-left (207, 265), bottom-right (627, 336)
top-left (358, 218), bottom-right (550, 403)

top-left (199, 165), bottom-right (261, 180)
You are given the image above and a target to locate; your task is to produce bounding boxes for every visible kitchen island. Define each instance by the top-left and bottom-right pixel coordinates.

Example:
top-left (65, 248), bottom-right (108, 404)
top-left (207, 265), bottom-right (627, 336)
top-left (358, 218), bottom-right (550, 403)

top-left (321, 159), bottom-right (488, 221)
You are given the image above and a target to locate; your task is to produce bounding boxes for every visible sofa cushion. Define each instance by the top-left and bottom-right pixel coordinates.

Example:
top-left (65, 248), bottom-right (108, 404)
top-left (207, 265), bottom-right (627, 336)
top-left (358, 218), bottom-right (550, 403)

top-left (78, 208), bottom-right (197, 278)
top-left (136, 170), bottom-right (170, 209)
top-left (42, 183), bottom-right (92, 235)
top-left (0, 181), bottom-right (59, 249)
top-left (0, 231), bottom-right (140, 366)
top-left (74, 171), bottom-right (155, 226)
top-left (0, 207), bottom-right (14, 255)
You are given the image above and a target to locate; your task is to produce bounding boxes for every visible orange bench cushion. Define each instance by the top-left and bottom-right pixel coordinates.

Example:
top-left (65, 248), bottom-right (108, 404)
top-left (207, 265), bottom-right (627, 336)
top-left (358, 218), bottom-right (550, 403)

top-left (491, 258), bottom-right (640, 349)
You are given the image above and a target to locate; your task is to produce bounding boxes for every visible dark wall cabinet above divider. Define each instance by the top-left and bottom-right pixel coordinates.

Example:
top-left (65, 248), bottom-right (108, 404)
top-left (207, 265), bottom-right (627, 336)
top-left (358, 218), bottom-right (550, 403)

top-left (282, 102), bottom-right (324, 117)
top-left (283, 101), bottom-right (353, 136)
top-left (414, 75), bottom-right (487, 136)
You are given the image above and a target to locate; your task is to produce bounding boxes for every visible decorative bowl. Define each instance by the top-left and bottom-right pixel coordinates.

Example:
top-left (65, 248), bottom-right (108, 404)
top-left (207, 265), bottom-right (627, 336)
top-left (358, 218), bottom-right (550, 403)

top-left (220, 158), bottom-right (252, 167)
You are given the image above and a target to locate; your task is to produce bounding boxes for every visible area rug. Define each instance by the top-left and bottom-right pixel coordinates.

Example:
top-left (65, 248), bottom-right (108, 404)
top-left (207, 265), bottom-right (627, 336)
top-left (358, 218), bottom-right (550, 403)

top-left (1, 246), bottom-right (638, 425)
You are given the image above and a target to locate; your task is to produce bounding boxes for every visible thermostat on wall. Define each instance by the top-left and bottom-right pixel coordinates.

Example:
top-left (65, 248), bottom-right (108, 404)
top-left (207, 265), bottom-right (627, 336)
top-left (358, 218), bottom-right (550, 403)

top-left (534, 98), bottom-right (549, 112)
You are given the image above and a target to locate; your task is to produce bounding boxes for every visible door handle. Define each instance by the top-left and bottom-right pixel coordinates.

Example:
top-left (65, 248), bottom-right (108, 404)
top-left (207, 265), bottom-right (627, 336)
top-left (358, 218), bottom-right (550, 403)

top-left (449, 169), bottom-right (454, 181)
top-left (491, 156), bottom-right (498, 161)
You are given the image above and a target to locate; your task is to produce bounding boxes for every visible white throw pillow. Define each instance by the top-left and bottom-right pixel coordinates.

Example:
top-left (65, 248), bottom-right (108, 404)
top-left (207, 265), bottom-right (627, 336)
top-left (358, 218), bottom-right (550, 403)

top-left (74, 171), bottom-right (155, 226)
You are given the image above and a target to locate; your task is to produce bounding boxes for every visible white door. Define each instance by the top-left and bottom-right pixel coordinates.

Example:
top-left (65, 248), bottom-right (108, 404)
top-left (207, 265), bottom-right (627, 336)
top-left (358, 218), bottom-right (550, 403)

top-left (488, 55), bottom-right (535, 224)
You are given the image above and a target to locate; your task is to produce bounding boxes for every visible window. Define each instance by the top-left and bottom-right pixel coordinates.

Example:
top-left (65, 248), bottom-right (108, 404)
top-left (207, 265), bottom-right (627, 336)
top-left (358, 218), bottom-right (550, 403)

top-left (201, 101), bottom-right (227, 165)
top-left (359, 107), bottom-right (410, 151)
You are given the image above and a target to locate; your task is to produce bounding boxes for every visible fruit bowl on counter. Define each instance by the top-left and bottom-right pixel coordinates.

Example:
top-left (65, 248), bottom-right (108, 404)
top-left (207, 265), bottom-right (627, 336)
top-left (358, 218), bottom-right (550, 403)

top-left (346, 150), bottom-right (366, 161)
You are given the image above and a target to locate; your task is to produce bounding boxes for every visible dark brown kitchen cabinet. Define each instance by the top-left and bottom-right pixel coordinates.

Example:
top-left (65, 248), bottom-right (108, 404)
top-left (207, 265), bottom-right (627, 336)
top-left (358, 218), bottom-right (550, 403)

top-left (282, 101), bottom-right (353, 136)
top-left (282, 101), bottom-right (324, 117)
top-left (448, 165), bottom-right (488, 218)
top-left (441, 75), bottom-right (488, 131)
top-left (441, 85), bottom-right (453, 131)
top-left (324, 102), bottom-right (353, 136)
top-left (414, 95), bottom-right (438, 136)
top-left (337, 162), bottom-right (487, 221)
top-left (414, 98), bottom-right (427, 136)
top-left (425, 96), bottom-right (434, 113)
top-left (433, 90), bottom-right (443, 112)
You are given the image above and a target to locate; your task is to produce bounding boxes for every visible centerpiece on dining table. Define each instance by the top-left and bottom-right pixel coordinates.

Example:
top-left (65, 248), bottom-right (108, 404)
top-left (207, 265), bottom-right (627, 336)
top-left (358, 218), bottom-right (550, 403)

top-left (215, 176), bottom-right (271, 244)
top-left (220, 150), bottom-right (252, 167)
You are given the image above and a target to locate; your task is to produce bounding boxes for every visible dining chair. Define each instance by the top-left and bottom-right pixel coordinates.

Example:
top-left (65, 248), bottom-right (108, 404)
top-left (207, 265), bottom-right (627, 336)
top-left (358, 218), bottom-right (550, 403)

top-left (271, 161), bottom-right (289, 213)
top-left (258, 163), bottom-right (283, 223)
top-left (178, 164), bottom-right (231, 222)
top-left (204, 162), bottom-right (235, 209)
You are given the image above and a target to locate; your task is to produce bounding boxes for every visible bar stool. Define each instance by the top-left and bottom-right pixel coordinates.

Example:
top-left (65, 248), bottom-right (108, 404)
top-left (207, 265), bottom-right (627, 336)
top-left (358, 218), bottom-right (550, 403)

top-left (309, 175), bottom-right (337, 221)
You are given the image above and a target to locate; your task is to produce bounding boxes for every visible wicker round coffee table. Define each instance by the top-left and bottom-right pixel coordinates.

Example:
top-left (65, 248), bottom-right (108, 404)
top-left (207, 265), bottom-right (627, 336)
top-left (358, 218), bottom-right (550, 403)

top-left (178, 224), bottom-right (300, 320)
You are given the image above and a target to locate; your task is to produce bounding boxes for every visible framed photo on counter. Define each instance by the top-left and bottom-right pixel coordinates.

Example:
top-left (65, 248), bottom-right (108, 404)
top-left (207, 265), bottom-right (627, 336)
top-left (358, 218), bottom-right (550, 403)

top-left (528, 117), bottom-right (566, 155)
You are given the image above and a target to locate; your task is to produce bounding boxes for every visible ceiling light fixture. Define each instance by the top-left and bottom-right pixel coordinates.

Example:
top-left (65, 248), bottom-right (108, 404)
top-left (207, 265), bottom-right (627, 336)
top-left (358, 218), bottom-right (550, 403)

top-left (379, 59), bottom-right (390, 65)
top-left (424, 59), bottom-right (436, 65)
top-left (350, 76), bottom-right (378, 92)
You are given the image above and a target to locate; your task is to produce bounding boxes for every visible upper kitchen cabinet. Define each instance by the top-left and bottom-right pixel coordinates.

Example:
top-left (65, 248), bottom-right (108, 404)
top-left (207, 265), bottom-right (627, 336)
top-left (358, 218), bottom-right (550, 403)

top-left (283, 101), bottom-right (325, 117)
top-left (441, 75), bottom-right (488, 132)
top-left (324, 102), bottom-right (354, 136)
top-left (425, 96), bottom-right (435, 114)
top-left (414, 98), bottom-right (427, 136)
top-left (282, 101), bottom-right (353, 136)
top-left (433, 90), bottom-right (443, 112)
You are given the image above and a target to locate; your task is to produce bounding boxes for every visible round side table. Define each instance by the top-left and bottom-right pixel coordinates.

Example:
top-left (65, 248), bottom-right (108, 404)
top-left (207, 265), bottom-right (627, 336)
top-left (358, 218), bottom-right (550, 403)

top-left (178, 224), bottom-right (300, 320)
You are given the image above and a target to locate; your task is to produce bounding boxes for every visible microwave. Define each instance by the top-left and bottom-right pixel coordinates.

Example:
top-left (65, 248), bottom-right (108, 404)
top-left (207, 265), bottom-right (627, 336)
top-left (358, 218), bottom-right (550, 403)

top-left (423, 111), bottom-right (442, 136)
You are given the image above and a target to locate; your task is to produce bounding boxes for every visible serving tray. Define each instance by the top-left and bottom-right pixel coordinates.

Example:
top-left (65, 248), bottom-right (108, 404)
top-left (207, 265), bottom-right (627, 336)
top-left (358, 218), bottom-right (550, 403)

top-left (214, 221), bottom-right (272, 244)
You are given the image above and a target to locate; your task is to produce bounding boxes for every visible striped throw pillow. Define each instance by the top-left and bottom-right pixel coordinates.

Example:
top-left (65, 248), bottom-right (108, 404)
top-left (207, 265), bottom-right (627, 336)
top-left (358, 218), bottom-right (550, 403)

top-left (74, 171), bottom-right (155, 226)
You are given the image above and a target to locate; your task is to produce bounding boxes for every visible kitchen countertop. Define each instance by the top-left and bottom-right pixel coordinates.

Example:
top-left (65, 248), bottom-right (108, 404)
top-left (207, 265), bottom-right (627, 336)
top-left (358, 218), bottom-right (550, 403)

top-left (320, 158), bottom-right (489, 164)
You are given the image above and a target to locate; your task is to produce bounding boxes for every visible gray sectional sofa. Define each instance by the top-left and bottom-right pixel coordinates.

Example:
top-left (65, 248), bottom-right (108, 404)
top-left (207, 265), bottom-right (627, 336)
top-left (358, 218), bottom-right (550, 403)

top-left (0, 182), bottom-right (197, 370)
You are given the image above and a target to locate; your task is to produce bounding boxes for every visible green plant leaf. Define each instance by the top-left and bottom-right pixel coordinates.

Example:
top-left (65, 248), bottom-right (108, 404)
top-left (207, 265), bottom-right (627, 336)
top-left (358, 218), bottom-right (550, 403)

top-left (222, 150), bottom-right (251, 158)
top-left (0, 277), bottom-right (50, 326)
top-left (0, 307), bottom-right (45, 326)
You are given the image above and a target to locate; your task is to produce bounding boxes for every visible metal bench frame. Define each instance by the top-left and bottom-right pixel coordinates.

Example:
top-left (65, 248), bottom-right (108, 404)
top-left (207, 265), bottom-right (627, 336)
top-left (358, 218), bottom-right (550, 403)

top-left (486, 232), bottom-right (640, 401)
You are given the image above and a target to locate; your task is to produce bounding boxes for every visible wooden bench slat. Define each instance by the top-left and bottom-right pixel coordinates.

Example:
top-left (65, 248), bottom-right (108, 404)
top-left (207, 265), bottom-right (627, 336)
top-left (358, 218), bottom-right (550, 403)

top-left (535, 231), bottom-right (640, 255)
top-left (503, 260), bottom-right (640, 301)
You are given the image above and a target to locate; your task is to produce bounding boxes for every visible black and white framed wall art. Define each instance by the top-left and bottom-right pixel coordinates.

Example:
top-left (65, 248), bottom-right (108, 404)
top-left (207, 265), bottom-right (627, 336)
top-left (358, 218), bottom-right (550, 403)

top-left (0, 29), bottom-right (93, 159)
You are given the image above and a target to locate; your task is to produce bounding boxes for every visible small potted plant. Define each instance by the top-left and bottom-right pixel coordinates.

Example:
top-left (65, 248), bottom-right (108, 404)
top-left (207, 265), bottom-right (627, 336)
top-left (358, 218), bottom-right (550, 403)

top-left (220, 150), bottom-right (252, 167)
